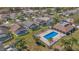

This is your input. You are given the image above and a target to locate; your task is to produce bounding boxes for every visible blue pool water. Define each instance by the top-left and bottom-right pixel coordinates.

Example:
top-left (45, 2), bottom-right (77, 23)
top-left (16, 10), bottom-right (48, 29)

top-left (44, 31), bottom-right (58, 39)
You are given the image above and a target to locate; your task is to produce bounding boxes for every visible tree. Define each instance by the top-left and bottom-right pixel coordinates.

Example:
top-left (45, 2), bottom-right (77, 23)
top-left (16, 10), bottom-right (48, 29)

top-left (53, 17), bottom-right (59, 24)
top-left (61, 37), bottom-right (79, 51)
top-left (15, 38), bottom-right (27, 51)
top-left (47, 8), bottom-right (52, 14)
top-left (55, 8), bottom-right (62, 13)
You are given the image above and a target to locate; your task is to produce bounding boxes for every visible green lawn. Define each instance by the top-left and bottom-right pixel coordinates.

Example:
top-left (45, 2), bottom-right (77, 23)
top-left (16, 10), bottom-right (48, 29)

top-left (52, 29), bottom-right (79, 50)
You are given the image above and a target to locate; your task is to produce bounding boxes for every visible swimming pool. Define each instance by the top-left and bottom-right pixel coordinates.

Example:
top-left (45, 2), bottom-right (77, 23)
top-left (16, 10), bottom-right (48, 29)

top-left (44, 31), bottom-right (58, 39)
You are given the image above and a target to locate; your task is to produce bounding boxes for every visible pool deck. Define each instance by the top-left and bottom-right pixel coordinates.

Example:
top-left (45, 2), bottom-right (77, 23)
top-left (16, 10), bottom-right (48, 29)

top-left (39, 29), bottom-right (66, 46)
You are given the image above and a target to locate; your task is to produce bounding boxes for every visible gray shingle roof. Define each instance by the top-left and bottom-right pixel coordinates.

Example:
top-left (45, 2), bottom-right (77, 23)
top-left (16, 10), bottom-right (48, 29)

top-left (23, 21), bottom-right (33, 28)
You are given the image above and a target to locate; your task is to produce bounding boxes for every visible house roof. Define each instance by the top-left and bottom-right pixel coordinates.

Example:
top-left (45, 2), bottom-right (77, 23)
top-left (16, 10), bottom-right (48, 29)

top-left (38, 17), bottom-right (50, 21)
top-left (0, 30), bottom-right (5, 34)
top-left (0, 33), bottom-right (12, 42)
top-left (0, 8), bottom-right (10, 14)
top-left (53, 21), bottom-right (74, 33)
top-left (32, 18), bottom-right (42, 24)
top-left (15, 28), bottom-right (27, 35)
top-left (10, 23), bottom-right (21, 32)
top-left (30, 24), bottom-right (38, 29)
top-left (23, 21), bottom-right (33, 27)
top-left (10, 13), bottom-right (16, 19)
top-left (0, 26), bottom-right (9, 34)
top-left (15, 27), bottom-right (26, 33)
top-left (32, 17), bottom-right (51, 25)
top-left (0, 14), bottom-right (9, 20)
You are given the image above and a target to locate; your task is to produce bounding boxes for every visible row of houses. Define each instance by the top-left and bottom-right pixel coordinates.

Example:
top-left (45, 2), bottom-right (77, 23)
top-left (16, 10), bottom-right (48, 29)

top-left (0, 15), bottom-right (75, 43)
top-left (62, 8), bottom-right (79, 16)
top-left (0, 16), bottom-right (54, 43)
top-left (10, 16), bottom-right (53, 34)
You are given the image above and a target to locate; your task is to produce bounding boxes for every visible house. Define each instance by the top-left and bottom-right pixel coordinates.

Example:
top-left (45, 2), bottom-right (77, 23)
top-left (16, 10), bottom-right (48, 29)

top-left (4, 45), bottom-right (17, 51)
top-left (1, 21), bottom-right (11, 27)
top-left (15, 19), bottom-right (23, 25)
top-left (62, 8), bottom-right (79, 16)
top-left (22, 21), bottom-right (33, 29)
top-left (32, 18), bottom-right (42, 25)
top-left (53, 20), bottom-right (76, 35)
top-left (40, 19), bottom-right (53, 26)
top-left (10, 23), bottom-right (21, 33)
top-left (6, 47), bottom-right (17, 51)
top-left (29, 24), bottom-right (40, 31)
top-left (0, 26), bottom-right (12, 42)
top-left (0, 8), bottom-right (10, 20)
top-left (22, 9), bottom-right (34, 16)
top-left (0, 8), bottom-right (10, 14)
top-left (32, 16), bottom-right (53, 26)
top-left (10, 23), bottom-right (28, 35)
top-left (0, 14), bottom-right (10, 22)
top-left (9, 13), bottom-right (16, 19)
top-left (15, 27), bottom-right (29, 35)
